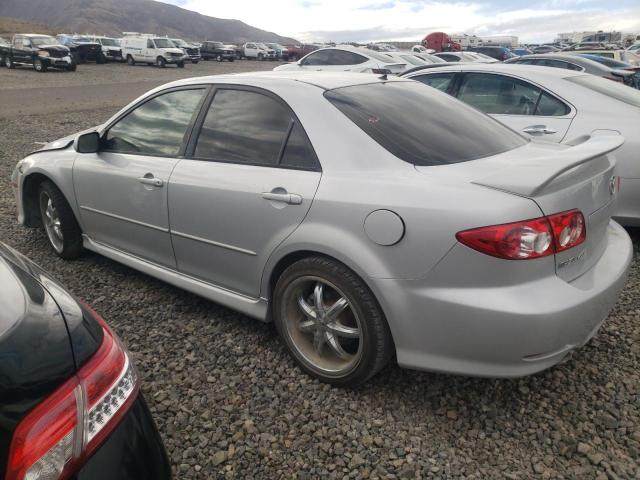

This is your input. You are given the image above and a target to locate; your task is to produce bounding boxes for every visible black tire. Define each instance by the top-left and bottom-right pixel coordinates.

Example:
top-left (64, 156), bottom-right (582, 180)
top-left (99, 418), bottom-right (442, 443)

top-left (97, 54), bottom-right (105, 64)
top-left (177, 61), bottom-right (185, 68)
top-left (192, 60), bottom-right (198, 64)
top-left (257, 53), bottom-right (264, 61)
top-left (33, 58), bottom-right (47, 72)
top-left (127, 55), bottom-right (135, 65)
top-left (66, 62), bottom-right (77, 72)
top-left (273, 256), bottom-right (393, 387)
top-left (156, 56), bottom-right (166, 68)
top-left (229, 57), bottom-right (234, 62)
top-left (216, 54), bottom-right (222, 62)
top-left (37, 180), bottom-right (83, 259)
top-left (4, 55), bottom-right (14, 69)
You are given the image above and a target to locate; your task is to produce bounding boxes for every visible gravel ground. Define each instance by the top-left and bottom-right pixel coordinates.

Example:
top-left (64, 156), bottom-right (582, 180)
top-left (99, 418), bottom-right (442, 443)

top-left (0, 64), bottom-right (639, 479)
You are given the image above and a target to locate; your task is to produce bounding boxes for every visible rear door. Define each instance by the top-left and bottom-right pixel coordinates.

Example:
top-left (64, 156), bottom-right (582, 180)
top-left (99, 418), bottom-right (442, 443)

top-left (74, 87), bottom-right (207, 268)
top-left (168, 87), bottom-right (321, 297)
top-left (454, 72), bottom-right (574, 142)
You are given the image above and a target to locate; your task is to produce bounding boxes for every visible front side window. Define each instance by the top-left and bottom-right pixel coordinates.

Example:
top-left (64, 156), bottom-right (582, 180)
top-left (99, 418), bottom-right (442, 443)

top-left (457, 73), bottom-right (541, 115)
top-left (104, 89), bottom-right (205, 156)
top-left (413, 73), bottom-right (456, 92)
top-left (325, 81), bottom-right (526, 166)
top-left (194, 89), bottom-right (317, 169)
top-left (328, 50), bottom-right (368, 65)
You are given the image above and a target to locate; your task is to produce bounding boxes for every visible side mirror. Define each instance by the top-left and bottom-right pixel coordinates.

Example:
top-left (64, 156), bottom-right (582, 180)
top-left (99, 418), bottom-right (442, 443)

top-left (75, 132), bottom-right (100, 153)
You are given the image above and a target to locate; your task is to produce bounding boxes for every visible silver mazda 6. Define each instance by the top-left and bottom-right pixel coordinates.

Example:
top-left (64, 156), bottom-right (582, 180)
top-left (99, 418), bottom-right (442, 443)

top-left (12, 72), bottom-right (632, 386)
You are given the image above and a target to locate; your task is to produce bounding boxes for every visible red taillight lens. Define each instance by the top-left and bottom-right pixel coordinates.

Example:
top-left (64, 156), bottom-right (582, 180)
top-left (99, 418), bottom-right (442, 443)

top-left (456, 209), bottom-right (586, 260)
top-left (6, 305), bottom-right (139, 480)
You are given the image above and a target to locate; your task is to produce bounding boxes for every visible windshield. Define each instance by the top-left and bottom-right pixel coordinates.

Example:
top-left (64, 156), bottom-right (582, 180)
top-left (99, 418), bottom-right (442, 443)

top-left (31, 36), bottom-right (58, 46)
top-left (74, 37), bottom-right (94, 43)
top-left (325, 81), bottom-right (527, 166)
top-left (172, 39), bottom-right (188, 47)
top-left (568, 75), bottom-right (640, 108)
top-left (209, 42), bottom-right (223, 48)
top-left (100, 38), bottom-right (119, 46)
top-left (257, 43), bottom-right (269, 49)
top-left (154, 38), bottom-right (175, 48)
top-left (577, 54), bottom-right (630, 68)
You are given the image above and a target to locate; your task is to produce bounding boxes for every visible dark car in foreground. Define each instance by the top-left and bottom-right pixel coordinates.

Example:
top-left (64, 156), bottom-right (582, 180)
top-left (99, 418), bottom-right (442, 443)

top-left (1, 34), bottom-right (76, 72)
top-left (0, 242), bottom-right (171, 480)
top-left (505, 53), bottom-right (637, 87)
top-left (201, 41), bottom-right (235, 61)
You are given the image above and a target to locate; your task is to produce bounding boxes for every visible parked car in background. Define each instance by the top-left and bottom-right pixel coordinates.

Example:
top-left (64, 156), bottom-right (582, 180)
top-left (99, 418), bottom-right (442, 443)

top-left (265, 43), bottom-right (289, 60)
top-left (533, 45), bottom-right (560, 54)
top-left (512, 47), bottom-right (533, 56)
top-left (383, 52), bottom-right (430, 71)
top-left (0, 36), bottom-right (8, 47)
top-left (0, 242), bottom-right (171, 480)
top-left (171, 38), bottom-right (201, 63)
top-left (505, 53), bottom-right (637, 86)
top-left (627, 43), bottom-right (640, 53)
top-left (566, 49), bottom-right (640, 66)
top-left (90, 36), bottom-right (123, 62)
top-left (566, 42), bottom-right (607, 51)
top-left (57, 34), bottom-right (103, 63)
top-left (243, 42), bottom-right (276, 60)
top-left (274, 46), bottom-right (406, 74)
top-left (434, 51), bottom-right (495, 63)
top-left (1, 34), bottom-right (76, 72)
top-left (121, 34), bottom-right (186, 67)
top-left (468, 46), bottom-right (516, 61)
top-left (11, 72), bottom-right (632, 386)
top-left (412, 53), bottom-right (446, 64)
top-left (201, 41), bottom-right (235, 61)
top-left (285, 44), bottom-right (318, 61)
top-left (403, 63), bottom-right (640, 224)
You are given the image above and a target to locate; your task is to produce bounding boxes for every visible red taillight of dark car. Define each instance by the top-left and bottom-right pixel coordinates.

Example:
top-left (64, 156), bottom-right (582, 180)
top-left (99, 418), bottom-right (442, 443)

top-left (6, 305), bottom-right (139, 480)
top-left (456, 209), bottom-right (586, 260)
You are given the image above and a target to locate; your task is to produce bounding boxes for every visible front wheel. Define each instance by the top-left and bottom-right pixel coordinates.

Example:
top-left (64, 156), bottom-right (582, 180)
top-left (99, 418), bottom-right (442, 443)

top-left (177, 61), bottom-right (185, 68)
top-left (258, 53), bottom-right (264, 61)
top-left (216, 54), bottom-right (222, 62)
top-left (66, 62), bottom-right (77, 72)
top-left (229, 57), bottom-right (234, 62)
top-left (273, 256), bottom-right (393, 387)
top-left (38, 181), bottom-right (83, 259)
top-left (156, 56), bottom-right (166, 68)
top-left (126, 55), bottom-right (135, 65)
top-left (192, 60), bottom-right (198, 64)
top-left (5, 55), bottom-right (14, 69)
top-left (33, 58), bottom-right (47, 72)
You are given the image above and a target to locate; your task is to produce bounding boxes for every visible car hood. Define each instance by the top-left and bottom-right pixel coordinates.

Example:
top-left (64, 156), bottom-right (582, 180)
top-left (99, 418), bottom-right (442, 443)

top-left (37, 44), bottom-right (70, 53)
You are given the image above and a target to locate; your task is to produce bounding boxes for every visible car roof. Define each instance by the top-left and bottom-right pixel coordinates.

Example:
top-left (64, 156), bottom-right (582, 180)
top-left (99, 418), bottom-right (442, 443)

top-left (165, 71), bottom-right (411, 91)
top-left (403, 62), bottom-right (586, 79)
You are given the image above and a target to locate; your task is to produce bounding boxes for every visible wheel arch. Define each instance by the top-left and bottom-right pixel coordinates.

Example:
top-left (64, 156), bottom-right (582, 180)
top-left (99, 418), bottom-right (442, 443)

top-left (21, 171), bottom-right (80, 229)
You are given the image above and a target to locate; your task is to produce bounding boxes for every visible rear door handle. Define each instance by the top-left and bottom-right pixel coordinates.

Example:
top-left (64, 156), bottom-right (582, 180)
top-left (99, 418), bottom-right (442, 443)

top-left (523, 125), bottom-right (557, 135)
top-left (261, 192), bottom-right (303, 205)
top-left (137, 176), bottom-right (164, 187)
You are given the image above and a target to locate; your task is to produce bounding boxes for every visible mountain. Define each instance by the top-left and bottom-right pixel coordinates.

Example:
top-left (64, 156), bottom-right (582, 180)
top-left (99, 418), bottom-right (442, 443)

top-left (0, 16), bottom-right (58, 37)
top-left (0, 0), bottom-right (298, 44)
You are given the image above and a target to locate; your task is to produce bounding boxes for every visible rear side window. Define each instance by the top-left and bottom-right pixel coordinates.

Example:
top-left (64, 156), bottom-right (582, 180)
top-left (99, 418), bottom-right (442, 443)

top-left (328, 50), bottom-right (367, 65)
top-left (537, 92), bottom-right (571, 116)
top-left (325, 81), bottom-right (526, 166)
top-left (194, 89), bottom-right (318, 169)
top-left (302, 50), bottom-right (331, 66)
top-left (412, 73), bottom-right (455, 92)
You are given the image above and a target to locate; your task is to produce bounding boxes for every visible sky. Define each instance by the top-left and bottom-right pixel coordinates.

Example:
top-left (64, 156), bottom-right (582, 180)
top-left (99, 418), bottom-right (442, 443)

top-left (159, 0), bottom-right (640, 44)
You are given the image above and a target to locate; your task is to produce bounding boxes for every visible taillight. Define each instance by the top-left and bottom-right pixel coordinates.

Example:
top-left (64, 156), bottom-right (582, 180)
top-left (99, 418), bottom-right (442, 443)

top-left (456, 209), bottom-right (586, 260)
top-left (6, 305), bottom-right (139, 480)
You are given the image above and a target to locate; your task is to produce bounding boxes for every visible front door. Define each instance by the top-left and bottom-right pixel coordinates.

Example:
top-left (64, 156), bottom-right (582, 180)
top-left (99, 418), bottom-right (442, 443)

top-left (74, 87), bottom-right (207, 267)
top-left (455, 72), bottom-right (575, 142)
top-left (169, 87), bottom-right (322, 297)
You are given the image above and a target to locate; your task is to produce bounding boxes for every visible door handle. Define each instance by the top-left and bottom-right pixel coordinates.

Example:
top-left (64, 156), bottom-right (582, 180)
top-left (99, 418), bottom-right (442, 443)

top-left (261, 192), bottom-right (303, 205)
top-left (137, 176), bottom-right (164, 187)
top-left (523, 125), bottom-right (557, 135)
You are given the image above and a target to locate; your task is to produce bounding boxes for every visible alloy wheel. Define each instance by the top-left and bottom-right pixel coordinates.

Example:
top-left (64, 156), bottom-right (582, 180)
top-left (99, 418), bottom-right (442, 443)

top-left (39, 192), bottom-right (64, 253)
top-left (281, 276), bottom-right (363, 377)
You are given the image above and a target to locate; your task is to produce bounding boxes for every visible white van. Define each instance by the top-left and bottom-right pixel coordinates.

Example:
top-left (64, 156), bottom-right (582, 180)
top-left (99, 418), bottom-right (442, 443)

top-left (121, 34), bottom-right (187, 68)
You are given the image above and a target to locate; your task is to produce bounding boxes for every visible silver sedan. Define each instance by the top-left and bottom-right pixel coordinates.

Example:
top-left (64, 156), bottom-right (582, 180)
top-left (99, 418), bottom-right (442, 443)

top-left (402, 63), bottom-right (640, 226)
top-left (12, 72), bottom-right (632, 386)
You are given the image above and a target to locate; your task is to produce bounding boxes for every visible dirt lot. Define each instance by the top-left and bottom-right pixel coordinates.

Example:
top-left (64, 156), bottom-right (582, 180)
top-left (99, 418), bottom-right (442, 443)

top-left (1, 61), bottom-right (639, 479)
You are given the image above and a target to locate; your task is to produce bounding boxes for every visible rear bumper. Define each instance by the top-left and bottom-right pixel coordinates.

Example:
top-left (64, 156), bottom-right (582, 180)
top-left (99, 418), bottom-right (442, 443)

top-left (613, 177), bottom-right (640, 227)
top-left (75, 394), bottom-right (171, 480)
top-left (372, 220), bottom-right (632, 377)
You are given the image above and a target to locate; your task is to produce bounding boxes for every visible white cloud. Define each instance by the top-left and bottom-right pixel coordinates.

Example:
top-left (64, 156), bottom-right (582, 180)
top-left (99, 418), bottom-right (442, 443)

top-left (164, 0), bottom-right (640, 43)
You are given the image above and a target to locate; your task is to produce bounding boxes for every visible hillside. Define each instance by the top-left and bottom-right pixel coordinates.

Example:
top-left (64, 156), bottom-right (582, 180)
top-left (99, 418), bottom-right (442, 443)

top-left (0, 16), bottom-right (60, 37)
top-left (0, 0), bottom-right (297, 44)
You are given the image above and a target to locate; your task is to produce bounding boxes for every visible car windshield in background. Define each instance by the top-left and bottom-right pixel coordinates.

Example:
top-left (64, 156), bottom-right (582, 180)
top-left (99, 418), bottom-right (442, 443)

top-left (210, 42), bottom-right (224, 48)
top-left (31, 36), bottom-right (58, 46)
top-left (154, 38), bottom-right (174, 48)
top-left (324, 81), bottom-right (527, 166)
top-left (577, 54), bottom-right (631, 68)
top-left (74, 37), bottom-right (94, 42)
top-left (100, 38), bottom-right (119, 46)
top-left (172, 39), bottom-right (188, 47)
top-left (567, 75), bottom-right (640, 108)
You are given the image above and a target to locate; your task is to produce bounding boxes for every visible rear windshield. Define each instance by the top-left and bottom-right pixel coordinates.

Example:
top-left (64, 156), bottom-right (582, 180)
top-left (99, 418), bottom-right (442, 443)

top-left (567, 75), bottom-right (640, 108)
top-left (324, 81), bottom-right (527, 166)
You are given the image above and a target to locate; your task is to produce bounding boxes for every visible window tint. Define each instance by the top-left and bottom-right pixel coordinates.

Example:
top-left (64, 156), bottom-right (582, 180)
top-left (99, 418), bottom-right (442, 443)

top-left (536, 92), bottom-right (570, 116)
top-left (514, 58), bottom-right (535, 65)
top-left (536, 59), bottom-right (581, 70)
top-left (147, 39), bottom-right (153, 48)
top-left (325, 82), bottom-right (526, 166)
top-left (328, 50), bottom-right (367, 65)
top-left (303, 50), bottom-right (331, 65)
top-left (195, 89), bottom-right (291, 166)
top-left (413, 73), bottom-right (455, 92)
top-left (104, 89), bottom-right (204, 156)
top-left (281, 123), bottom-right (317, 169)
top-left (457, 73), bottom-right (541, 115)
top-left (437, 54), bottom-right (458, 62)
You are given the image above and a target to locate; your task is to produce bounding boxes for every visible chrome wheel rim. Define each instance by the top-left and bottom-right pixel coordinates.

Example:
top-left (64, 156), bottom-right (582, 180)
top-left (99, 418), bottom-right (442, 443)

top-left (35, 60), bottom-right (42, 71)
top-left (39, 192), bottom-right (63, 253)
top-left (281, 276), bottom-right (363, 377)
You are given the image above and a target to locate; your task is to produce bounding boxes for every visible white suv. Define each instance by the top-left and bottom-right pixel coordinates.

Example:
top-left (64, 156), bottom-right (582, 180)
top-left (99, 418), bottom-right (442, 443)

top-left (243, 42), bottom-right (276, 61)
top-left (121, 34), bottom-right (187, 68)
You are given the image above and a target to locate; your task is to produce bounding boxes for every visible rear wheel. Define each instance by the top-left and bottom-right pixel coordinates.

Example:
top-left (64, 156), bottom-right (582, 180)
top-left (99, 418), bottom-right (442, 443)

top-left (216, 54), bottom-right (222, 62)
top-left (126, 55), bottom-right (135, 65)
top-left (37, 181), bottom-right (83, 259)
top-left (156, 56), bottom-right (166, 68)
top-left (273, 256), bottom-right (393, 387)
top-left (33, 58), bottom-right (47, 72)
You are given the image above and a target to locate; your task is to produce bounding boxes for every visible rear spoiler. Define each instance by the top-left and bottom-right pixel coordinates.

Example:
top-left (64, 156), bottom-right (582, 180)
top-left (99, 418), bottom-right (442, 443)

top-left (472, 134), bottom-right (624, 197)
